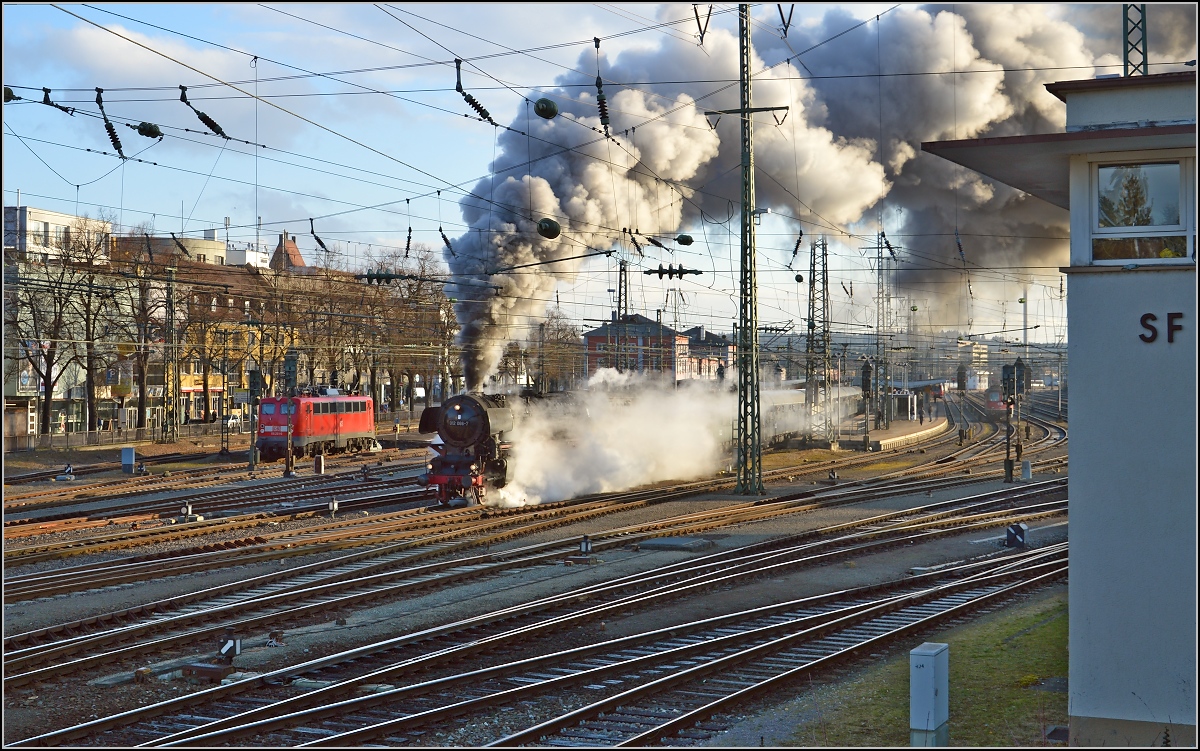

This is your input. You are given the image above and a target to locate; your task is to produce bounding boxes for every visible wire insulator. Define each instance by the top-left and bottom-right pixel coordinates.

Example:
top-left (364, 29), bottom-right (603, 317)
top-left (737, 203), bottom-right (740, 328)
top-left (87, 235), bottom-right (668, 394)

top-left (595, 76), bottom-right (610, 131)
top-left (105, 121), bottom-right (125, 157)
top-left (135, 122), bottom-right (163, 139)
top-left (196, 111), bottom-right (229, 139)
top-left (405, 227), bottom-right (411, 258)
top-left (462, 93), bottom-right (492, 123)
top-left (440, 228), bottom-right (456, 257)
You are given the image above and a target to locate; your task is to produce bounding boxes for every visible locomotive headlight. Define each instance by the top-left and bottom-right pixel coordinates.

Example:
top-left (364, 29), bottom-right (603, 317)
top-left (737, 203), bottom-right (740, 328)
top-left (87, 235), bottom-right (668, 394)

top-left (426, 462), bottom-right (433, 471)
top-left (470, 464), bottom-right (478, 472)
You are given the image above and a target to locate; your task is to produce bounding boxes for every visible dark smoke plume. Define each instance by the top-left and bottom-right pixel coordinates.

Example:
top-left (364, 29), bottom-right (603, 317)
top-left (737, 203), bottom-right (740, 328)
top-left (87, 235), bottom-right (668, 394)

top-left (445, 4), bottom-right (1195, 385)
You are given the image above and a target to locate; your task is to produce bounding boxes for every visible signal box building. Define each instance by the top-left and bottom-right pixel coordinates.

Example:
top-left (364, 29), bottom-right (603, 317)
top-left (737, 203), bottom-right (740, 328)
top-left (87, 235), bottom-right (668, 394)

top-left (924, 71), bottom-right (1196, 746)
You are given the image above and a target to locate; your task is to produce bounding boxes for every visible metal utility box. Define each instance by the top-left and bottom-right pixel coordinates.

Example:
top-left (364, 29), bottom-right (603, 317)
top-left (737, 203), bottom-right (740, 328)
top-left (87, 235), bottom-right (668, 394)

top-left (1007, 523), bottom-right (1030, 549)
top-left (314, 455), bottom-right (325, 475)
top-left (910, 642), bottom-right (949, 730)
top-left (121, 446), bottom-right (136, 474)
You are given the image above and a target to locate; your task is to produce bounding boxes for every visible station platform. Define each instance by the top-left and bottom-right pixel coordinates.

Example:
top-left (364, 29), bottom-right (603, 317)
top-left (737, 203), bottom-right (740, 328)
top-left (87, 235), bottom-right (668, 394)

top-left (791, 407), bottom-right (952, 453)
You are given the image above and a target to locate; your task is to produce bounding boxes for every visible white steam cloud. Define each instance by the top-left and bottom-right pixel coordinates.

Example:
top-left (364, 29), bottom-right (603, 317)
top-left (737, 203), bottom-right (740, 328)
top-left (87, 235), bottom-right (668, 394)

top-left (446, 4), bottom-right (1196, 382)
top-left (493, 370), bottom-right (736, 506)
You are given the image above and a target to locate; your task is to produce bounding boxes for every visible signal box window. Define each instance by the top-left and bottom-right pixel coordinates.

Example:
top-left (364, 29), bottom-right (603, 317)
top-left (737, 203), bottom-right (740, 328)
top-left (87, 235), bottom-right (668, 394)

top-left (1092, 157), bottom-right (1194, 263)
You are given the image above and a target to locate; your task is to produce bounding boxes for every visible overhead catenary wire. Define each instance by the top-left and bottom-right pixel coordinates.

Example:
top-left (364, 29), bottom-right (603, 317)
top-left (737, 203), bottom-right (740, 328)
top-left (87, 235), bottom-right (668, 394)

top-left (13, 5), bottom-right (1068, 343)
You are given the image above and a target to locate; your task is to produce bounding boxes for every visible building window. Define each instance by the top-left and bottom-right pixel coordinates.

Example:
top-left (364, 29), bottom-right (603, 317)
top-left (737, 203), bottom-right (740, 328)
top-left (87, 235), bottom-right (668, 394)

top-left (1092, 157), bottom-right (1194, 263)
top-left (216, 256), bottom-right (224, 265)
top-left (196, 254), bottom-right (207, 263)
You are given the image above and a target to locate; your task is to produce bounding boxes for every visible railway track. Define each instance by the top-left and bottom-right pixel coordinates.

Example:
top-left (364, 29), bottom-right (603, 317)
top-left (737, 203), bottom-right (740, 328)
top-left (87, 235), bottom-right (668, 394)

top-left (8, 479), bottom-right (1068, 746)
top-left (490, 556), bottom-right (1065, 748)
top-left (3, 453), bottom-right (209, 486)
top-left (5, 407), bottom-right (1069, 745)
top-left (3, 450), bottom-right (424, 521)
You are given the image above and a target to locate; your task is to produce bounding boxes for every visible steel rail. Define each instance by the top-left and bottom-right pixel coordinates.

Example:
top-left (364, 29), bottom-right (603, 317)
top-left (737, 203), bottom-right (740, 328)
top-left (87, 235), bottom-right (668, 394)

top-left (492, 566), bottom-right (1068, 748)
top-left (4, 491), bottom-right (1065, 743)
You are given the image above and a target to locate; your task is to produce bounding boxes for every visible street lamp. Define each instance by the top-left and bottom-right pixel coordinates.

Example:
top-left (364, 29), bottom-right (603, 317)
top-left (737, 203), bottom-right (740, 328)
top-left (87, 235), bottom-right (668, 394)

top-left (244, 316), bottom-right (265, 471)
top-left (219, 330), bottom-right (230, 456)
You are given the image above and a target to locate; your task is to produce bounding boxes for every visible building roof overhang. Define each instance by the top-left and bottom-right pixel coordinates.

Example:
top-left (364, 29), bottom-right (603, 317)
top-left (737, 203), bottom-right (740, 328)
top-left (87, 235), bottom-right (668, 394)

top-left (921, 123), bottom-right (1196, 209)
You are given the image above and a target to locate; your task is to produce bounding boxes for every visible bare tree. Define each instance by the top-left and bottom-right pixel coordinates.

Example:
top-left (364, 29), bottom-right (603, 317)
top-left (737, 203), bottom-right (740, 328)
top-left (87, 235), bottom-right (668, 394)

top-left (5, 243), bottom-right (80, 438)
top-left (61, 215), bottom-right (121, 435)
top-left (539, 306), bottom-right (585, 391)
top-left (111, 228), bottom-right (175, 436)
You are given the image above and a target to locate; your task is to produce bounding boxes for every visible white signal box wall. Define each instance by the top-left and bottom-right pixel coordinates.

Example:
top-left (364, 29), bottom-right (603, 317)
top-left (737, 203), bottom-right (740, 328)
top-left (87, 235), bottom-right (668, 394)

top-left (910, 642), bottom-right (949, 731)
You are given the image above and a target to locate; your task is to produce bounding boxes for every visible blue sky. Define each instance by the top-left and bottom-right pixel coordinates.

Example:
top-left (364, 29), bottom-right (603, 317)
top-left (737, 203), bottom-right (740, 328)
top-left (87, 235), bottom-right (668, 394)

top-left (4, 4), bottom-right (1195, 351)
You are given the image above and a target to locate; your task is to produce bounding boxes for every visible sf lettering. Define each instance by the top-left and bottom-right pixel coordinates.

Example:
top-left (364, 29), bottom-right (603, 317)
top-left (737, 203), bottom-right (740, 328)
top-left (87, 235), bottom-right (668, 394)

top-left (1139, 313), bottom-right (1184, 343)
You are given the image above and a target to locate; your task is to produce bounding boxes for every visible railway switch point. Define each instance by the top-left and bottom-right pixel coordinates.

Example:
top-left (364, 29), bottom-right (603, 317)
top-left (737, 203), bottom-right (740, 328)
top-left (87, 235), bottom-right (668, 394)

top-left (182, 663), bottom-right (235, 682)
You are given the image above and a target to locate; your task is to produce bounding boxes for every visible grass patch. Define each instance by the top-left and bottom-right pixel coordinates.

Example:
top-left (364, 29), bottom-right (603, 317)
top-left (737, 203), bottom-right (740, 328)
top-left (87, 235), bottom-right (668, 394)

top-left (786, 585), bottom-right (1068, 746)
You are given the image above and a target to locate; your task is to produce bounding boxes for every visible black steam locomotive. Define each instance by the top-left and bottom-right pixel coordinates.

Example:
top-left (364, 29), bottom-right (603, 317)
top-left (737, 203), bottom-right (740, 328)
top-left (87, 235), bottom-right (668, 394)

top-left (417, 392), bottom-right (514, 506)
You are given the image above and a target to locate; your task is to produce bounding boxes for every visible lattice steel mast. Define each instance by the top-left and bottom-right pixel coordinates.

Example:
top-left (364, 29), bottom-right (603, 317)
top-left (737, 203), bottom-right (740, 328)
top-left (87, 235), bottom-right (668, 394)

top-left (1123, 5), bottom-right (1147, 77)
top-left (805, 236), bottom-right (833, 441)
top-left (734, 5), bottom-right (762, 493)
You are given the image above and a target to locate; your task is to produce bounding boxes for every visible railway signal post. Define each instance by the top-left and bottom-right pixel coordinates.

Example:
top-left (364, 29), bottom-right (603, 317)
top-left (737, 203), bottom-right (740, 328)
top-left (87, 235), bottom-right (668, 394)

top-left (1004, 396), bottom-right (1015, 483)
top-left (283, 398), bottom-right (297, 478)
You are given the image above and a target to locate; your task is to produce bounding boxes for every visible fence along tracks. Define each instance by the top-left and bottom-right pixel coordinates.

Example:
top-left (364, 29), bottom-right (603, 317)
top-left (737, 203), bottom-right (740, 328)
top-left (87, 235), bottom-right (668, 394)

top-left (10, 479), bottom-right (1067, 747)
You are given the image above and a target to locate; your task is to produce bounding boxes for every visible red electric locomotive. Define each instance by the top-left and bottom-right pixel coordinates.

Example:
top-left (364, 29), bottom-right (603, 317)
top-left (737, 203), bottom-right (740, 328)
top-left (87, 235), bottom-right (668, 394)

top-left (256, 390), bottom-right (376, 462)
top-left (983, 388), bottom-right (1009, 420)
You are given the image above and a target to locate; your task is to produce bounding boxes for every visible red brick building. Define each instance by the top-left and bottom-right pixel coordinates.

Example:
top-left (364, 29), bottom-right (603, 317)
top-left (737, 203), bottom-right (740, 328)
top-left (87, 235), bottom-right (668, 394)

top-left (582, 314), bottom-right (732, 383)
